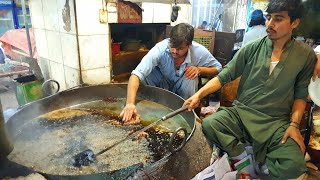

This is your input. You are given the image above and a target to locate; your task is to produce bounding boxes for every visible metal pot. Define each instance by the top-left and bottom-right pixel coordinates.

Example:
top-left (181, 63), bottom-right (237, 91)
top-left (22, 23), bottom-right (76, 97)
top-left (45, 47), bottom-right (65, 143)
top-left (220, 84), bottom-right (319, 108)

top-left (0, 99), bottom-right (13, 159)
top-left (1, 84), bottom-right (212, 179)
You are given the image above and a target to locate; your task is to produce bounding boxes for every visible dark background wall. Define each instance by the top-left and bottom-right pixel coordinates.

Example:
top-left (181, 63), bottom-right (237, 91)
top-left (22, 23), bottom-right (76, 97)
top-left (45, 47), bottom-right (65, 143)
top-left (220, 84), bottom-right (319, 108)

top-left (294, 0), bottom-right (320, 41)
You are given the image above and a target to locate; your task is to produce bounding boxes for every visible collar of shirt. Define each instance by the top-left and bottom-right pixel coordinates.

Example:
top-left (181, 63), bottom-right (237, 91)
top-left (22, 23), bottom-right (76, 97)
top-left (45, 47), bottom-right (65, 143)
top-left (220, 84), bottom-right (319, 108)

top-left (266, 37), bottom-right (295, 57)
top-left (266, 37), bottom-right (295, 48)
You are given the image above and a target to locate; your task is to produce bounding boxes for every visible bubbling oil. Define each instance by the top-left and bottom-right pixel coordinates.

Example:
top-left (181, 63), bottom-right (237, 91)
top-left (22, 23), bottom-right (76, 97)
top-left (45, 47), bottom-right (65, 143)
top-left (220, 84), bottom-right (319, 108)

top-left (7, 98), bottom-right (191, 175)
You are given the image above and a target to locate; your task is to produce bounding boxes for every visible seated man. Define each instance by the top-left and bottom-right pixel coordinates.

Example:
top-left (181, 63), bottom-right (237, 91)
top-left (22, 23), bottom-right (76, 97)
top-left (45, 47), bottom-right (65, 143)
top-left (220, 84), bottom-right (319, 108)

top-left (184, 0), bottom-right (316, 179)
top-left (121, 23), bottom-right (222, 122)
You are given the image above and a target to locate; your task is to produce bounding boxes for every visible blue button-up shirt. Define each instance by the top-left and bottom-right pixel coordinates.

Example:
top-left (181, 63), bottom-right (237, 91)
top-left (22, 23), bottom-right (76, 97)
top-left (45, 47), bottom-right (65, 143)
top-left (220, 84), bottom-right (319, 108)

top-left (132, 38), bottom-right (222, 84)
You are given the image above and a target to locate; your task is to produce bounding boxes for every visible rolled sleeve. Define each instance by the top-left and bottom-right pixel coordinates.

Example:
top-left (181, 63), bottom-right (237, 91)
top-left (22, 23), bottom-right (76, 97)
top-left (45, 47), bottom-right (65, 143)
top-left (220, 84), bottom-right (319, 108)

top-left (216, 46), bottom-right (249, 86)
top-left (200, 50), bottom-right (222, 71)
top-left (211, 57), bottom-right (222, 72)
top-left (131, 69), bottom-right (144, 81)
top-left (201, 55), bottom-right (222, 72)
top-left (191, 42), bottom-right (222, 71)
top-left (131, 43), bottom-right (163, 81)
top-left (294, 86), bottom-right (308, 101)
top-left (217, 70), bottom-right (230, 86)
top-left (294, 50), bottom-right (317, 100)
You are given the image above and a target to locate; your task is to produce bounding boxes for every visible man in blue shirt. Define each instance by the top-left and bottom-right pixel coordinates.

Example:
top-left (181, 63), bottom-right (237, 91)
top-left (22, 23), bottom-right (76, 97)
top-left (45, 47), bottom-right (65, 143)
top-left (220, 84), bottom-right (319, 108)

top-left (121, 23), bottom-right (222, 122)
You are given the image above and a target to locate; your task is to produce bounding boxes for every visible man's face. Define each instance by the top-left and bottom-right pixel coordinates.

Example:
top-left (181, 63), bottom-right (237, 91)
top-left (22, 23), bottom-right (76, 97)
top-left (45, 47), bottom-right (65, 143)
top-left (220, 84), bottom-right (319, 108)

top-left (169, 42), bottom-right (190, 59)
top-left (265, 11), bottom-right (299, 41)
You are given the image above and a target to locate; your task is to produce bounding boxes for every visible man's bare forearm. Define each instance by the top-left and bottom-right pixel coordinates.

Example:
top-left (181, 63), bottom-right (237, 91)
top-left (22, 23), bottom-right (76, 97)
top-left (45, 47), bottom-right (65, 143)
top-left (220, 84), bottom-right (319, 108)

top-left (195, 77), bottom-right (222, 99)
top-left (197, 67), bottom-right (220, 78)
top-left (290, 99), bottom-right (307, 125)
top-left (126, 74), bottom-right (140, 105)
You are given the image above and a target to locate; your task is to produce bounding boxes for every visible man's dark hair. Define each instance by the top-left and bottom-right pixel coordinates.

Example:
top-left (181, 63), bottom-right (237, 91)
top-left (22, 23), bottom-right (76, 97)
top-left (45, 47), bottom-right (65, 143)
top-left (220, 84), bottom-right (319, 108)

top-left (249, 18), bottom-right (266, 27)
top-left (266, 0), bottom-right (304, 22)
top-left (170, 23), bottom-right (194, 48)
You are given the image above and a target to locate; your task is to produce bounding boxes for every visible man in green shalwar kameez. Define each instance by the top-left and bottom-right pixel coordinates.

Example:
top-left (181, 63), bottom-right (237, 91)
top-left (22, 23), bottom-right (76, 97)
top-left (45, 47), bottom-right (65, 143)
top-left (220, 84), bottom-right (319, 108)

top-left (184, 0), bottom-right (317, 179)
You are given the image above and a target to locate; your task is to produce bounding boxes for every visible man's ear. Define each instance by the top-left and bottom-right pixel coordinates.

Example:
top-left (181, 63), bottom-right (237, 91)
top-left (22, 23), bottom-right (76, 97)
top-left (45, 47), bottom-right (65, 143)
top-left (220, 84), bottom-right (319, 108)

top-left (292, 19), bottom-right (300, 29)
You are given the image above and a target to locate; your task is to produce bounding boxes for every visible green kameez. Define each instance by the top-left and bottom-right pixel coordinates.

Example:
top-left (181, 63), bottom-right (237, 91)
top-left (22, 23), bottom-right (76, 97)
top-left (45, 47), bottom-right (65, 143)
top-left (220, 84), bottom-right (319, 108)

top-left (202, 37), bottom-right (316, 179)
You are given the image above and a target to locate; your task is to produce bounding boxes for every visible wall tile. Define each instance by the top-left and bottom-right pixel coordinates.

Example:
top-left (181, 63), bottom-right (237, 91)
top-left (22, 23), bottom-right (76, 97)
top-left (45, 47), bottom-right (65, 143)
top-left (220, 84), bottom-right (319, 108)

top-left (64, 66), bottom-right (80, 88)
top-left (78, 35), bottom-right (110, 71)
top-left (81, 67), bottom-right (111, 85)
top-left (108, 12), bottom-right (118, 23)
top-left (46, 31), bottom-right (63, 64)
top-left (49, 61), bottom-right (67, 90)
top-left (107, 2), bottom-right (117, 23)
top-left (37, 56), bottom-right (51, 80)
top-left (75, 0), bottom-right (109, 35)
top-left (34, 29), bottom-right (49, 59)
top-left (141, 3), bottom-right (153, 23)
top-left (154, 3), bottom-right (171, 23)
top-left (60, 33), bottom-right (79, 69)
top-left (43, 0), bottom-right (60, 31)
top-left (142, 3), bottom-right (171, 23)
top-left (29, 0), bottom-right (45, 29)
top-left (57, 0), bottom-right (76, 34)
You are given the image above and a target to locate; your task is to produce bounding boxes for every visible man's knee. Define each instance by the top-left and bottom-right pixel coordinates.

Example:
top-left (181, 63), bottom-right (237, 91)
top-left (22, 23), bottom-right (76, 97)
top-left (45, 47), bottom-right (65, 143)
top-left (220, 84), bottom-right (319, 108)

top-left (285, 157), bottom-right (307, 178)
top-left (267, 148), bottom-right (307, 179)
top-left (201, 119), bottom-right (216, 147)
top-left (201, 118), bottom-right (215, 135)
top-left (273, 159), bottom-right (306, 179)
top-left (201, 117), bottom-right (221, 140)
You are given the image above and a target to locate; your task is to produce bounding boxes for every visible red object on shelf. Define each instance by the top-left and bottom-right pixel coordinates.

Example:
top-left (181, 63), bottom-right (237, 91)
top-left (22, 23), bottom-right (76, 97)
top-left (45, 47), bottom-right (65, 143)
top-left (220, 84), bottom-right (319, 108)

top-left (112, 43), bottom-right (121, 57)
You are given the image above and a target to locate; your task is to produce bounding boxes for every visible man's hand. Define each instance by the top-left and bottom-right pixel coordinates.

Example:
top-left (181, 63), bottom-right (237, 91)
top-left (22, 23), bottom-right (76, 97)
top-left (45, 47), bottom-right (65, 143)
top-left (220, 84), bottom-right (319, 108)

top-left (184, 66), bottom-right (200, 80)
top-left (312, 55), bottom-right (320, 81)
top-left (281, 125), bottom-right (305, 154)
top-left (183, 94), bottom-right (201, 111)
top-left (120, 104), bottom-right (137, 123)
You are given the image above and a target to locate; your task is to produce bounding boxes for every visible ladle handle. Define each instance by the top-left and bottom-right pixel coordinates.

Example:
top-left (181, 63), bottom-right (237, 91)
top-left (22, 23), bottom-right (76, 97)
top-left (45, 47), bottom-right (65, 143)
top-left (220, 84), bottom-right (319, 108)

top-left (162, 105), bottom-right (188, 120)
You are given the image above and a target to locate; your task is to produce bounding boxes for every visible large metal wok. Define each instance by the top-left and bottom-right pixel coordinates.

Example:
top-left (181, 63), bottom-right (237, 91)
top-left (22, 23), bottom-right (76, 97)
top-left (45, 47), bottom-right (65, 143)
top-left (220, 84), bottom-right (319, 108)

top-left (4, 84), bottom-right (199, 179)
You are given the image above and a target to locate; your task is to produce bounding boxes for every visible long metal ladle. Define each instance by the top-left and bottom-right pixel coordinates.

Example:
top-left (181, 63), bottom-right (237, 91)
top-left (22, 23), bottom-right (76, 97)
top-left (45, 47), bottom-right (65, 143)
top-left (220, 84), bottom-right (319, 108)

top-left (72, 105), bottom-right (189, 167)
